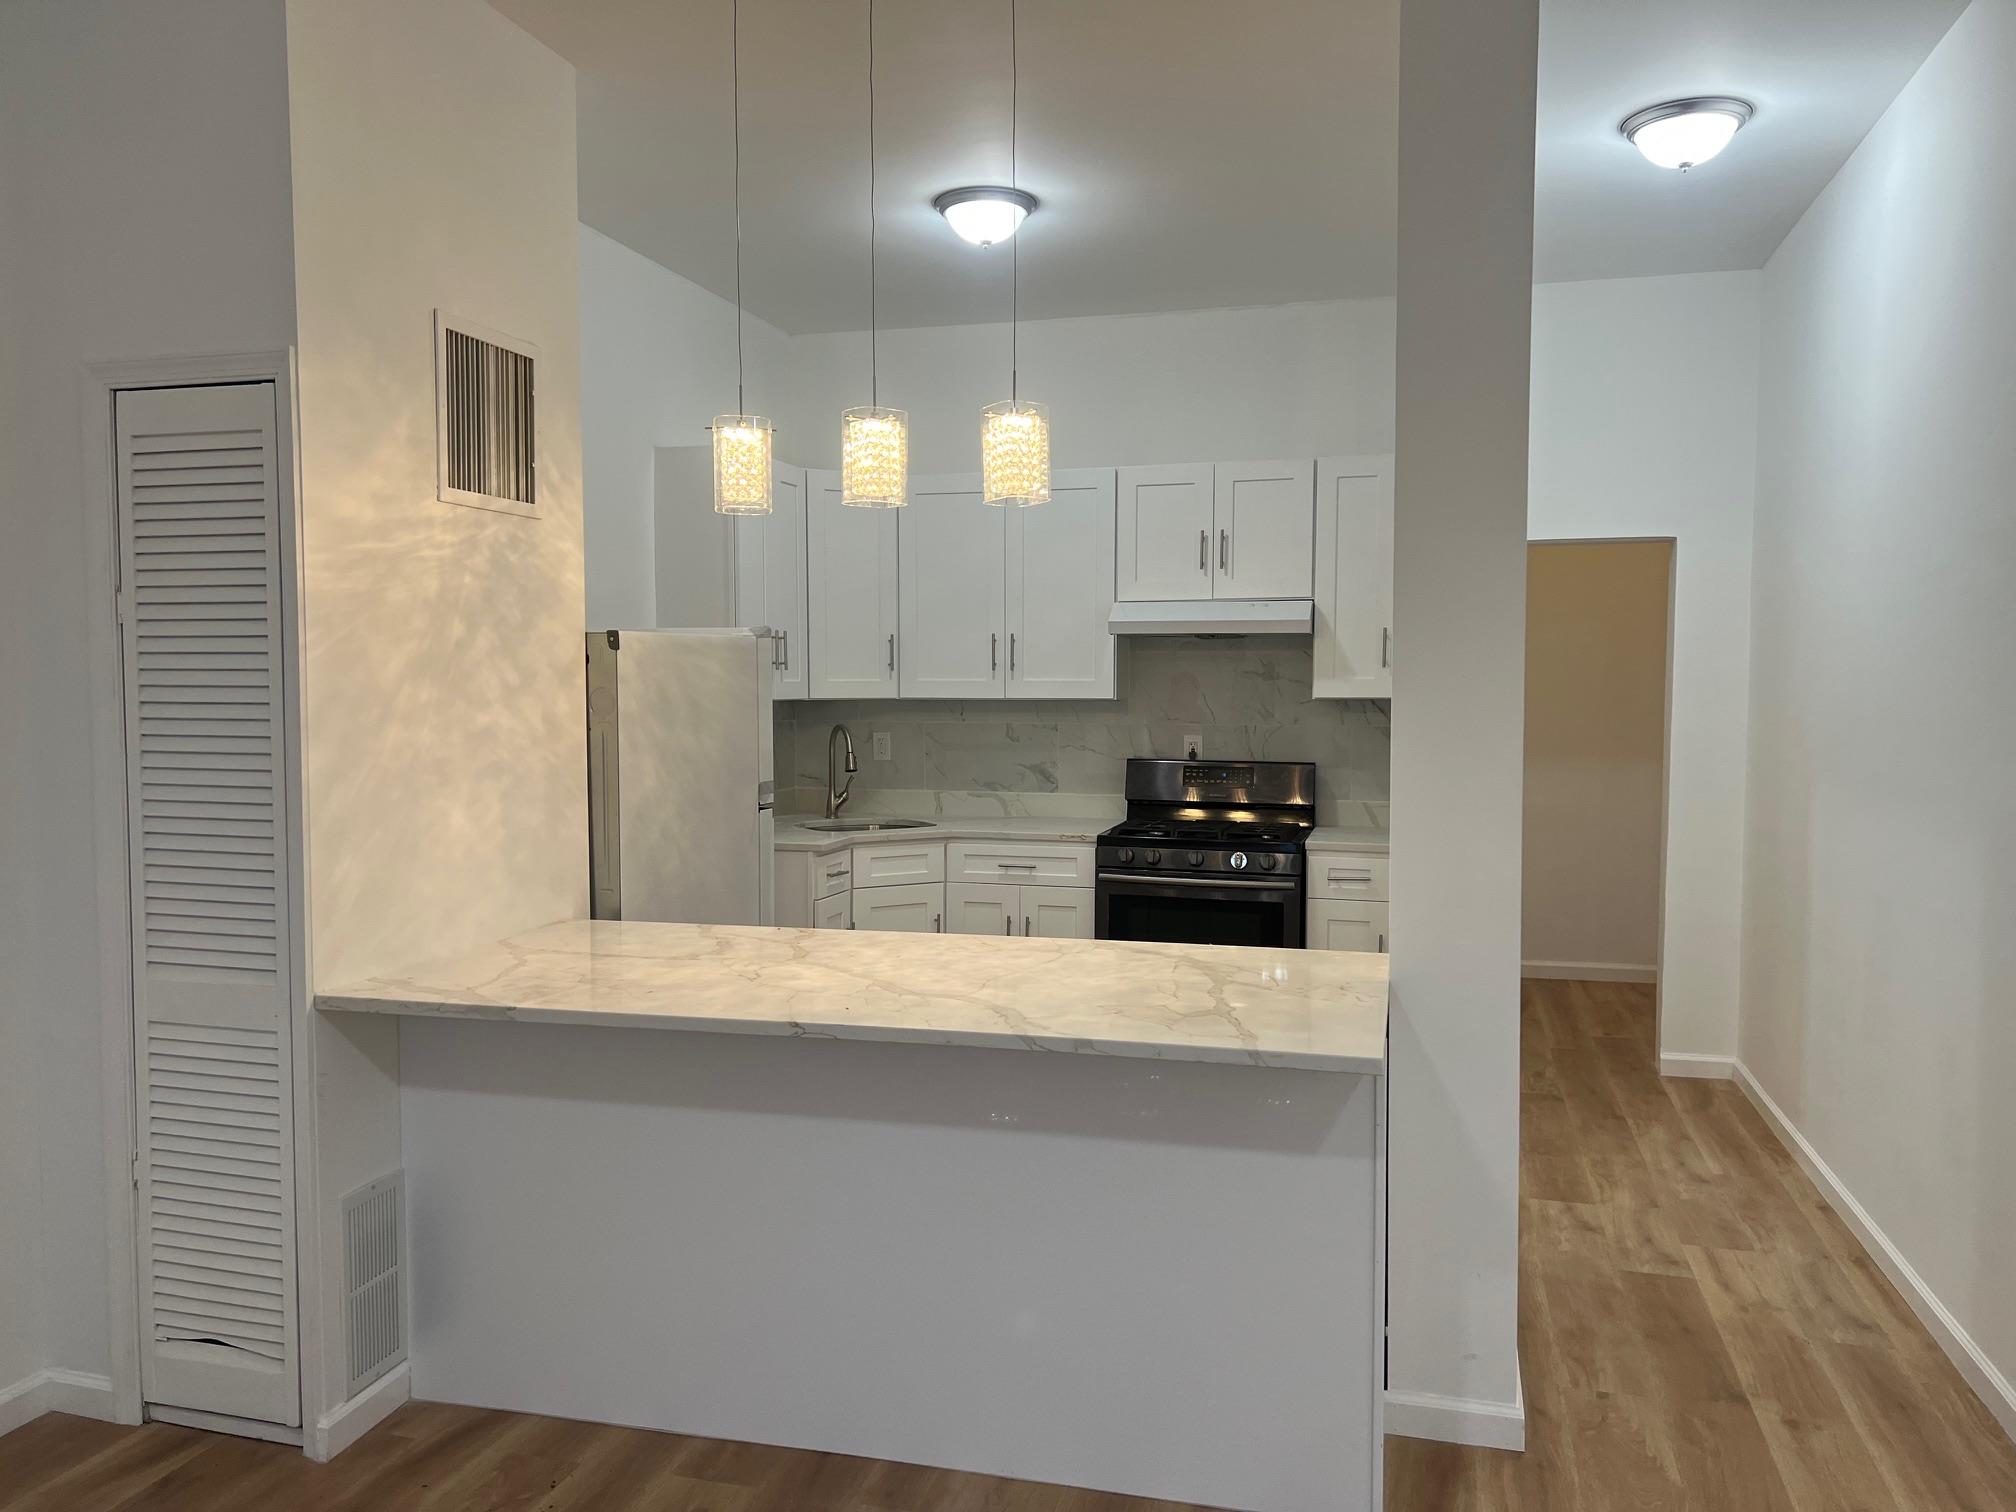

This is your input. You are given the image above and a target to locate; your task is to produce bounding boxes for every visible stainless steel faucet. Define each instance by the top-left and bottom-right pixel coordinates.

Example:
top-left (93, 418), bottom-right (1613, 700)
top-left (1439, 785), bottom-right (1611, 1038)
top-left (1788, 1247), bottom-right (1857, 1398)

top-left (826, 724), bottom-right (858, 818)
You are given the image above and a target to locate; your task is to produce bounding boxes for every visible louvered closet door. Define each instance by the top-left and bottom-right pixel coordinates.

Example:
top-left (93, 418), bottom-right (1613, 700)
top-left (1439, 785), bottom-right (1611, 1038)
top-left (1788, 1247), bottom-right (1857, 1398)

top-left (116, 383), bottom-right (300, 1428)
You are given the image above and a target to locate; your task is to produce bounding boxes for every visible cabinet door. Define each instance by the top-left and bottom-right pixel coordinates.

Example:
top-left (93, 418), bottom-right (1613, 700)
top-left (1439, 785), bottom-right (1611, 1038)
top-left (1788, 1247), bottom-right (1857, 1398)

top-left (813, 889), bottom-right (852, 930)
top-left (1312, 455), bottom-right (1394, 699)
top-left (1007, 468), bottom-right (1116, 699)
top-left (946, 882), bottom-right (1019, 936)
top-left (1215, 460), bottom-right (1315, 599)
top-left (1307, 899), bottom-right (1389, 953)
top-left (807, 469), bottom-right (900, 698)
top-left (899, 474), bottom-right (1005, 698)
top-left (853, 882), bottom-right (945, 934)
top-left (1022, 888), bottom-right (1095, 940)
top-left (1115, 463), bottom-right (1214, 602)
top-left (734, 465), bottom-right (809, 701)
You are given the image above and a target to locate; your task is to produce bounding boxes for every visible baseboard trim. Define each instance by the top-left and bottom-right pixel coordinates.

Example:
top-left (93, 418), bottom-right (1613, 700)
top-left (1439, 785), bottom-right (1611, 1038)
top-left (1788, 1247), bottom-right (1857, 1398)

top-left (1734, 1061), bottom-right (2016, 1444)
top-left (1659, 1052), bottom-right (1736, 1080)
top-left (308, 1361), bottom-right (411, 1463)
top-left (0, 1369), bottom-right (118, 1437)
top-left (1385, 1367), bottom-right (1525, 1452)
top-left (1520, 960), bottom-right (1658, 984)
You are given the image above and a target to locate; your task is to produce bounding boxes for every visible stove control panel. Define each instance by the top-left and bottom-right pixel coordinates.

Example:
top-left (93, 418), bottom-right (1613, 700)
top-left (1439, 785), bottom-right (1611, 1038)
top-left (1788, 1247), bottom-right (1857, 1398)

top-left (1096, 840), bottom-right (1303, 879)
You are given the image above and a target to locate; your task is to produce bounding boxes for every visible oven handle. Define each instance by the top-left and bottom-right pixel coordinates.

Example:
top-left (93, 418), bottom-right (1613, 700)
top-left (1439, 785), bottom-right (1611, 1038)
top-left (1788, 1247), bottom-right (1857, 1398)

top-left (1098, 871), bottom-right (1296, 893)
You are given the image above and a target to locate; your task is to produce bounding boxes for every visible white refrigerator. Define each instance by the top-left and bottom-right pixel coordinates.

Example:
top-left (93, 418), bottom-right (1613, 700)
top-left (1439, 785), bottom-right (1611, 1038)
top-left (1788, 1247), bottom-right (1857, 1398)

top-left (585, 628), bottom-right (776, 925)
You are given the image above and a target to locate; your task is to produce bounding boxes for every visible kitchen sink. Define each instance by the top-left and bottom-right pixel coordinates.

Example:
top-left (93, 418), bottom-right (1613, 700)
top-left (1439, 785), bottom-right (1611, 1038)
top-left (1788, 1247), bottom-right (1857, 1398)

top-left (796, 818), bottom-right (937, 832)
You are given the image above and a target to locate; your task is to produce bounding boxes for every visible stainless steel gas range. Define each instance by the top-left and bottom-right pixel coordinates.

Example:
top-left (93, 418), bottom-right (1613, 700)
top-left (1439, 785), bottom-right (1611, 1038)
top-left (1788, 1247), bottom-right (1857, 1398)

top-left (1094, 759), bottom-right (1316, 948)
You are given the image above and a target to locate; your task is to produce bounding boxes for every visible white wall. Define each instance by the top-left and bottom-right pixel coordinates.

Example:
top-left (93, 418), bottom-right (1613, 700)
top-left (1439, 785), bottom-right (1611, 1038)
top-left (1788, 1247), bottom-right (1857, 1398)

top-left (1529, 271), bottom-right (1761, 1059)
top-left (0, 0), bottom-right (297, 1399)
top-left (787, 299), bottom-right (1397, 473)
top-left (1747, 0), bottom-right (2016, 1426)
top-left (286, 0), bottom-right (585, 1424)
top-left (580, 228), bottom-right (792, 628)
top-left (1523, 541), bottom-right (1672, 975)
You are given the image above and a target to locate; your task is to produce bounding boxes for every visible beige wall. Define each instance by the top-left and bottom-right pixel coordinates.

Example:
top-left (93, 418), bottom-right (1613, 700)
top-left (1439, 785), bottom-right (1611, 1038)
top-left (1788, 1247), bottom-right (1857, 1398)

top-left (286, 0), bottom-right (583, 1422)
top-left (1522, 541), bottom-right (1672, 975)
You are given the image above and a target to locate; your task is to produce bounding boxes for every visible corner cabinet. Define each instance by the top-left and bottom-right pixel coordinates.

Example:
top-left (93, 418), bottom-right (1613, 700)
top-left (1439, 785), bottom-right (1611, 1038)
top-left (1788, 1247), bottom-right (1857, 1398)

top-left (733, 463), bottom-right (809, 701)
top-left (1313, 455), bottom-right (1394, 700)
top-left (1116, 460), bottom-right (1314, 603)
top-left (807, 469), bottom-right (900, 698)
top-left (896, 469), bottom-right (1118, 702)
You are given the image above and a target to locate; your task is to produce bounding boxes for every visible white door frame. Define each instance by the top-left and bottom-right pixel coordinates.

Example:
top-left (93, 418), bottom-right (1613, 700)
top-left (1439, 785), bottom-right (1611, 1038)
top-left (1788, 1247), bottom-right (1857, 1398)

top-left (81, 350), bottom-right (310, 1431)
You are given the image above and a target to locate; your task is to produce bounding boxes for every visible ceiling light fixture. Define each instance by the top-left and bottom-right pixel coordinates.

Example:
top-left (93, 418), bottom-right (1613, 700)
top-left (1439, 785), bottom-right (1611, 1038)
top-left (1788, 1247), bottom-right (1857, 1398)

top-left (713, 0), bottom-right (774, 516)
top-left (1621, 97), bottom-right (1754, 171)
top-left (934, 185), bottom-right (1037, 247)
top-left (842, 0), bottom-right (907, 507)
top-left (979, 0), bottom-right (1049, 508)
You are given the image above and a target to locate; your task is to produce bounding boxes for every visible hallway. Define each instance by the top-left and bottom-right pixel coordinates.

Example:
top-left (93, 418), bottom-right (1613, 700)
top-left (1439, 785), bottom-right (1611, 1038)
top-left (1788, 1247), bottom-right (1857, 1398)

top-left (3, 982), bottom-right (2013, 1510)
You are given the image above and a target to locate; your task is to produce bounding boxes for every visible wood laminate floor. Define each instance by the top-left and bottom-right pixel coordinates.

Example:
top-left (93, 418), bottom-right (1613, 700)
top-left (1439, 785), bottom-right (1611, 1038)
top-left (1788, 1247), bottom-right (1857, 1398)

top-left (4, 980), bottom-right (2013, 1511)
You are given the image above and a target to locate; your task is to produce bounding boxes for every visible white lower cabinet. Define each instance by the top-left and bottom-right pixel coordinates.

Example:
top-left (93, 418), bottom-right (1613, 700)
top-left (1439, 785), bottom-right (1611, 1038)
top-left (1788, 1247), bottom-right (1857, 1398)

top-left (946, 882), bottom-right (1094, 939)
top-left (853, 881), bottom-right (945, 934)
top-left (813, 890), bottom-right (852, 930)
top-left (1307, 898), bottom-right (1389, 953)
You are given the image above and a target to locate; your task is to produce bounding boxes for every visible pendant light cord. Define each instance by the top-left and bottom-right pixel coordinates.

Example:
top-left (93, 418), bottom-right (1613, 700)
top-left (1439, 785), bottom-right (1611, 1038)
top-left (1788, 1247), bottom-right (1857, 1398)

top-left (868, 0), bottom-right (878, 407)
top-left (1010, 0), bottom-right (1019, 405)
top-left (732, 0), bottom-right (746, 414)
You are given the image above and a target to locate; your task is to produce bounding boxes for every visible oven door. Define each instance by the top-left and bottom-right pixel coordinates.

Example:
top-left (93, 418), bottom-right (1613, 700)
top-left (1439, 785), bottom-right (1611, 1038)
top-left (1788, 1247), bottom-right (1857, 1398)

top-left (1095, 871), bottom-right (1303, 948)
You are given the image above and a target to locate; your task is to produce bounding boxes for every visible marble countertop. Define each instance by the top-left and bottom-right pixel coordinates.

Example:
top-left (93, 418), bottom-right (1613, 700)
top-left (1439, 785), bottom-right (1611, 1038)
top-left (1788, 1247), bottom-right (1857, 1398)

top-left (774, 814), bottom-right (1113, 853)
top-left (1306, 824), bottom-right (1391, 855)
top-left (315, 919), bottom-right (1389, 1075)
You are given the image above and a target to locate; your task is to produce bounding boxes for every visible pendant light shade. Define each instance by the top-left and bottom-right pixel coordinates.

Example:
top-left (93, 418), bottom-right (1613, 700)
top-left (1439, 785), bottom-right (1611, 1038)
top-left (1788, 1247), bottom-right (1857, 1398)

top-left (842, 405), bottom-right (908, 507)
top-left (714, 0), bottom-right (771, 515)
top-left (981, 400), bottom-right (1050, 507)
top-left (713, 414), bottom-right (775, 515)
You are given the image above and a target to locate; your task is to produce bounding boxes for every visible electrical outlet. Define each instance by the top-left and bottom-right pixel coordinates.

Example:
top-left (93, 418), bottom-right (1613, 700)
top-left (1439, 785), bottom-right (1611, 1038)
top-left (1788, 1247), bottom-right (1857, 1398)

top-left (1179, 730), bottom-right (1203, 760)
top-left (873, 731), bottom-right (893, 762)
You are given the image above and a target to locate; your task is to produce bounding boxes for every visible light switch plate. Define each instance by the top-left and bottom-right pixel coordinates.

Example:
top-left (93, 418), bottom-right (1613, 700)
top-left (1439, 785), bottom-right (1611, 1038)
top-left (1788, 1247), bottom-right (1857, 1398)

top-left (873, 731), bottom-right (893, 762)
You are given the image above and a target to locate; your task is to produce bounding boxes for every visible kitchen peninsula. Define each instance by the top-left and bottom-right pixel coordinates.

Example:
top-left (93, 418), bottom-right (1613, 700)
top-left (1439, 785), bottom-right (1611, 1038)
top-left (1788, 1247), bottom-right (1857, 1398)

top-left (319, 922), bottom-right (1389, 1511)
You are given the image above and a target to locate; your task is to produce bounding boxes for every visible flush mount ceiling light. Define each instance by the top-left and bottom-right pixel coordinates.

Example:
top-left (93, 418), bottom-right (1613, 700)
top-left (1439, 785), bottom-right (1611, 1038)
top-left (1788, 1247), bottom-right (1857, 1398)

top-left (934, 185), bottom-right (1037, 247)
top-left (1621, 97), bottom-right (1754, 171)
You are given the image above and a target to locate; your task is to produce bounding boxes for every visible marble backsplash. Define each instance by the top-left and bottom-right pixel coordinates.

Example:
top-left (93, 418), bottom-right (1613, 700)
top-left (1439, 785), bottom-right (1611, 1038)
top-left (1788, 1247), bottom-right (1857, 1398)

top-left (774, 636), bottom-right (1390, 826)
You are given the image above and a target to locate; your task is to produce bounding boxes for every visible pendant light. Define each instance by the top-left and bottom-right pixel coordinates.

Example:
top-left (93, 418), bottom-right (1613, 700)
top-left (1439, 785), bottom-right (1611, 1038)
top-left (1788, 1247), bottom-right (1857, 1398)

top-left (713, 0), bottom-right (774, 516)
top-left (980, 0), bottom-right (1049, 507)
top-left (841, 0), bottom-right (908, 507)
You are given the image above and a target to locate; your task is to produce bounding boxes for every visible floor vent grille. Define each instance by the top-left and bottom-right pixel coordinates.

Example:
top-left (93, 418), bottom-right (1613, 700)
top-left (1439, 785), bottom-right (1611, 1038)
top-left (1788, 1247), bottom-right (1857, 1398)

top-left (341, 1172), bottom-right (406, 1396)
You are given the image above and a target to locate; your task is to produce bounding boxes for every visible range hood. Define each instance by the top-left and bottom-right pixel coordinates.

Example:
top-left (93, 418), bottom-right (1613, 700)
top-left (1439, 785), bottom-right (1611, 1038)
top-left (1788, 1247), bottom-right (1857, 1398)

top-left (1107, 599), bottom-right (1314, 636)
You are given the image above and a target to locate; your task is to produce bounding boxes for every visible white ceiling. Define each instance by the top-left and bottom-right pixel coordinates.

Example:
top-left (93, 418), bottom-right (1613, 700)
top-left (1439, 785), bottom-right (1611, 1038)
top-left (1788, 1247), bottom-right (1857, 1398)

top-left (493, 0), bottom-right (1963, 334)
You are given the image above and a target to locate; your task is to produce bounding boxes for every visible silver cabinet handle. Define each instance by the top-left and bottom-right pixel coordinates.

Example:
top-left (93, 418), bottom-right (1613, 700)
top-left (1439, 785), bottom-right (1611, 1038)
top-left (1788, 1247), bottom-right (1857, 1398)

top-left (887, 632), bottom-right (895, 673)
top-left (1009, 632), bottom-right (1017, 675)
top-left (1024, 914), bottom-right (1032, 937)
top-left (1219, 529), bottom-right (1229, 572)
top-left (1199, 529), bottom-right (1207, 571)
top-left (1328, 869), bottom-right (1373, 883)
top-left (998, 862), bottom-right (1038, 870)
top-left (780, 629), bottom-right (790, 670)
top-left (933, 912), bottom-right (942, 933)
top-left (1378, 933), bottom-right (1386, 952)
top-left (1004, 916), bottom-right (1012, 935)
top-left (825, 866), bottom-right (847, 879)
top-left (1382, 626), bottom-right (1390, 668)
top-left (992, 632), bottom-right (998, 672)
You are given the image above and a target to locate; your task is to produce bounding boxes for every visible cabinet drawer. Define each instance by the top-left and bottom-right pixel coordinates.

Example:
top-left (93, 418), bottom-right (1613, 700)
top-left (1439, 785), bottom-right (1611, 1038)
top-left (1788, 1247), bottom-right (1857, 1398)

top-left (1307, 899), bottom-right (1389, 954)
top-left (945, 840), bottom-right (1095, 887)
top-left (813, 849), bottom-right (853, 898)
top-left (1309, 853), bottom-right (1389, 901)
top-left (852, 841), bottom-right (945, 888)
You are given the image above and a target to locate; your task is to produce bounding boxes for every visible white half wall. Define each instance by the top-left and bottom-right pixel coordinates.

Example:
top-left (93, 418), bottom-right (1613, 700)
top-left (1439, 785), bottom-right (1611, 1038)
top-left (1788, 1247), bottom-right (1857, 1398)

top-left (579, 228), bottom-right (793, 629)
top-left (0, 0), bottom-right (297, 1398)
top-left (1529, 272), bottom-right (1761, 1059)
top-left (1746, 0), bottom-right (2016, 1428)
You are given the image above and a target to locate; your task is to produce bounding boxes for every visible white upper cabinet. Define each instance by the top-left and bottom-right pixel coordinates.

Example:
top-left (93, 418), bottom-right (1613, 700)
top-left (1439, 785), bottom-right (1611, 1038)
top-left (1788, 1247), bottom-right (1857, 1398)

top-left (1313, 455), bottom-right (1394, 699)
top-left (1116, 463), bottom-right (1214, 602)
top-left (1007, 468), bottom-right (1117, 699)
top-left (900, 474), bottom-right (1006, 698)
top-left (1117, 460), bottom-right (1314, 602)
top-left (1215, 459), bottom-right (1315, 599)
top-left (733, 463), bottom-right (809, 701)
top-left (807, 468), bottom-right (899, 698)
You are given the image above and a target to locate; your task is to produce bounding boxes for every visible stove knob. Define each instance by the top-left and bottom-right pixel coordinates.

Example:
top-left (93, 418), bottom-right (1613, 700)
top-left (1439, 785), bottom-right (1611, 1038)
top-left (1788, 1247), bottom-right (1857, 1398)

top-left (1144, 849), bottom-right (1162, 865)
top-left (1259, 853), bottom-right (1279, 872)
top-left (1229, 851), bottom-right (1249, 871)
top-left (1118, 847), bottom-right (1136, 864)
top-left (1187, 850), bottom-right (1205, 868)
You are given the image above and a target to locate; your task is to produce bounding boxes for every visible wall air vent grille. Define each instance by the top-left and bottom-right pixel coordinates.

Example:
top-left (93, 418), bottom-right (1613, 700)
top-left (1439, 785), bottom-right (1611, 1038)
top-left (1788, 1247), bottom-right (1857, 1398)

top-left (341, 1172), bottom-right (407, 1396)
top-left (435, 312), bottom-right (537, 516)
